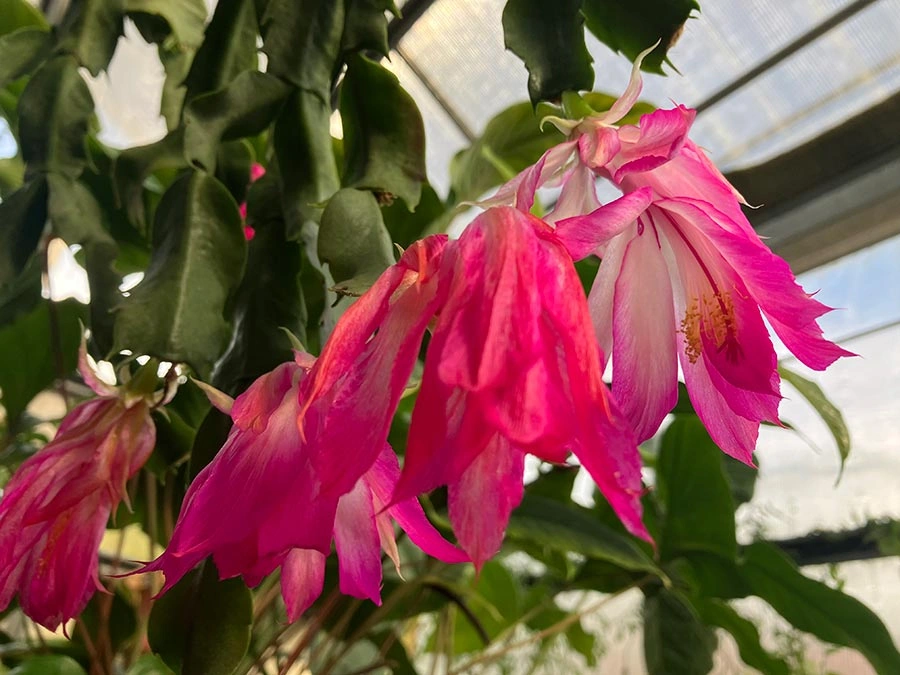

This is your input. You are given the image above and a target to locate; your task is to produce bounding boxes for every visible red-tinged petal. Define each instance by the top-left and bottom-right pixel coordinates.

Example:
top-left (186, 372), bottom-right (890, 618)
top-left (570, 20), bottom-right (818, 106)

top-left (554, 188), bottom-right (653, 260)
top-left (249, 163), bottom-right (266, 182)
top-left (448, 434), bottom-right (524, 569)
top-left (281, 548), bottom-right (326, 622)
top-left (366, 447), bottom-right (468, 565)
top-left (538, 238), bottom-right (649, 542)
top-left (334, 480), bottom-right (382, 604)
top-left (394, 370), bottom-right (492, 504)
top-left (436, 209), bottom-right (543, 391)
top-left (611, 106), bottom-right (696, 182)
top-left (611, 225), bottom-right (679, 442)
top-left (19, 494), bottom-right (110, 630)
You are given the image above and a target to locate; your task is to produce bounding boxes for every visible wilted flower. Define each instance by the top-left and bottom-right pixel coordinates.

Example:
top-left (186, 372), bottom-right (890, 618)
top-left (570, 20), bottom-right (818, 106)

top-left (0, 345), bottom-right (158, 630)
top-left (144, 352), bottom-right (465, 621)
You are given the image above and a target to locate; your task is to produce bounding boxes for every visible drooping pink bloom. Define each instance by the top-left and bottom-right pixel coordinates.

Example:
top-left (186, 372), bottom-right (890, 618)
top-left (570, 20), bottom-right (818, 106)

top-left (0, 346), bottom-right (157, 630)
top-left (490, 53), bottom-right (853, 462)
top-left (298, 236), bottom-right (449, 498)
top-left (144, 352), bottom-right (465, 620)
top-left (390, 206), bottom-right (649, 567)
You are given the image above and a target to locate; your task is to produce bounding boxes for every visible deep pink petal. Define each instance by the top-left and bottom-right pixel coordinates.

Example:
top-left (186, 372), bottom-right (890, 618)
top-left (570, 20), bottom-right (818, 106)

top-left (448, 435), bottom-right (524, 569)
top-left (659, 198), bottom-right (854, 370)
top-left (611, 106), bottom-right (696, 182)
top-left (334, 479), bottom-right (383, 604)
top-left (281, 548), bottom-right (326, 622)
top-left (301, 236), bottom-right (448, 497)
top-left (231, 362), bottom-right (298, 433)
top-left (611, 225), bottom-right (679, 442)
top-left (479, 140), bottom-right (577, 211)
top-left (366, 446), bottom-right (468, 564)
top-left (554, 188), bottom-right (653, 260)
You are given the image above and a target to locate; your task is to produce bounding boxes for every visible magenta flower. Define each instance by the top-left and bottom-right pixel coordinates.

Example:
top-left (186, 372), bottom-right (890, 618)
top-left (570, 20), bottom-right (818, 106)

top-left (298, 236), bottom-right (449, 498)
top-left (391, 206), bottom-right (649, 566)
top-left (491, 53), bottom-right (853, 462)
top-left (239, 162), bottom-right (267, 240)
top-left (0, 345), bottom-right (157, 630)
top-left (144, 353), bottom-right (465, 621)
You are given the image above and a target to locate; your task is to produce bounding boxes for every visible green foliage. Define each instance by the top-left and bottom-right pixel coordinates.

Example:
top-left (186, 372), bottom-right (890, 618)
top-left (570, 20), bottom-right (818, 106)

top-left (9, 656), bottom-right (87, 675)
top-left (581, 0), bottom-right (699, 74)
top-left (147, 563), bottom-right (253, 675)
top-left (692, 598), bottom-right (791, 675)
top-left (739, 542), bottom-right (900, 675)
top-left (56, 0), bottom-right (124, 75)
top-left (340, 54), bottom-right (427, 209)
top-left (0, 300), bottom-right (81, 427)
top-left (0, 28), bottom-right (51, 89)
top-left (656, 415), bottom-right (737, 561)
top-left (319, 187), bottom-right (396, 295)
top-left (643, 589), bottom-right (716, 675)
top-left (17, 55), bottom-right (93, 178)
top-left (502, 0), bottom-right (594, 103)
top-left (112, 172), bottom-right (247, 376)
top-left (779, 364), bottom-right (851, 475)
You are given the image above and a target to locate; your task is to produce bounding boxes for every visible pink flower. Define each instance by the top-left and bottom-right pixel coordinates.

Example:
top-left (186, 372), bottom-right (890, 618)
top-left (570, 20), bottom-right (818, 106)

top-left (391, 206), bottom-right (649, 566)
top-left (144, 352), bottom-right (465, 621)
top-left (0, 346), bottom-right (156, 630)
top-left (491, 52), bottom-right (853, 462)
top-left (298, 236), bottom-right (449, 498)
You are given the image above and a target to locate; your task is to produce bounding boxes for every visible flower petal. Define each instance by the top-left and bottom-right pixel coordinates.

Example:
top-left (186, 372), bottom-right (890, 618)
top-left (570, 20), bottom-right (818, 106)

top-left (281, 548), bottom-right (326, 622)
top-left (334, 479), bottom-right (383, 604)
top-left (611, 106), bottom-right (696, 182)
top-left (555, 188), bottom-right (653, 260)
top-left (448, 435), bottom-right (524, 569)
top-left (611, 224), bottom-right (679, 441)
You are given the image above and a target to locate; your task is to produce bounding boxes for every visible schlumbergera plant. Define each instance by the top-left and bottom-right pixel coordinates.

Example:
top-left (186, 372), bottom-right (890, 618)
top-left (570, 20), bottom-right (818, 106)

top-left (0, 0), bottom-right (898, 674)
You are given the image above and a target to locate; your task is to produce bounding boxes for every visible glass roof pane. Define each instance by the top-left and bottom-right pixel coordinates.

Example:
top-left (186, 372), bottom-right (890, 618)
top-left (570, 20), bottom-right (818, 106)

top-left (394, 0), bottom-right (900, 192)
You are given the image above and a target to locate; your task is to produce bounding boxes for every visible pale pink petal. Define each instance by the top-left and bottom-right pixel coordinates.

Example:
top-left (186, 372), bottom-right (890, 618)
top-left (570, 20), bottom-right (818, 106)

top-left (587, 236), bottom-right (629, 365)
top-left (281, 548), bottom-right (326, 622)
top-left (448, 435), bottom-right (524, 569)
top-left (611, 225), bottom-right (679, 441)
top-left (655, 205), bottom-right (780, 398)
top-left (595, 43), bottom-right (655, 126)
top-left (478, 140), bottom-right (578, 210)
top-left (546, 162), bottom-right (601, 223)
top-left (334, 480), bottom-right (382, 604)
top-left (555, 188), bottom-right (653, 260)
top-left (77, 338), bottom-right (116, 397)
top-left (192, 378), bottom-right (234, 415)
